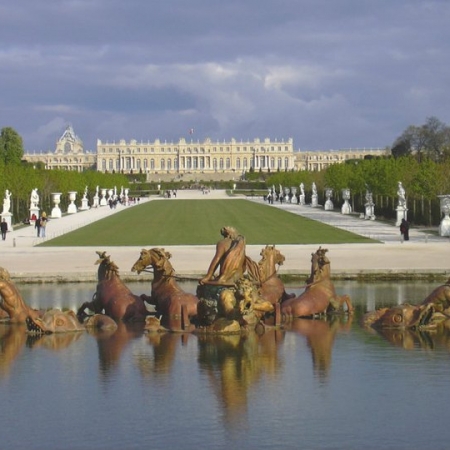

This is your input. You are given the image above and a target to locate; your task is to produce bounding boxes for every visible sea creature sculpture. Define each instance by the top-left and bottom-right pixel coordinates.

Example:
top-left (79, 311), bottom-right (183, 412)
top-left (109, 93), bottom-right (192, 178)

top-left (361, 278), bottom-right (450, 330)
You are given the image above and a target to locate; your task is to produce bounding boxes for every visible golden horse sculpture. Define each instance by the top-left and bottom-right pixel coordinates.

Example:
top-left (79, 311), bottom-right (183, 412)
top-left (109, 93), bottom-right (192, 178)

top-left (77, 251), bottom-right (150, 323)
top-left (0, 267), bottom-right (43, 324)
top-left (280, 247), bottom-right (353, 320)
top-left (131, 248), bottom-right (199, 329)
top-left (246, 245), bottom-right (295, 305)
top-left (0, 266), bottom-right (116, 334)
top-left (361, 278), bottom-right (450, 330)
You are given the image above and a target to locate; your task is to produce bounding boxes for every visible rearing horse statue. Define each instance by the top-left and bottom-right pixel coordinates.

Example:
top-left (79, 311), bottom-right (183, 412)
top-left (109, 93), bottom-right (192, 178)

top-left (280, 247), bottom-right (353, 320)
top-left (246, 245), bottom-right (294, 305)
top-left (77, 251), bottom-right (149, 322)
top-left (131, 248), bottom-right (199, 326)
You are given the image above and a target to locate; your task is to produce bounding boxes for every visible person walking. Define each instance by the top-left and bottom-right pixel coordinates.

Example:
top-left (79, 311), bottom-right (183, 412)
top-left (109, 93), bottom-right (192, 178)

top-left (35, 216), bottom-right (41, 237)
top-left (1, 219), bottom-right (8, 240)
top-left (400, 218), bottom-right (409, 241)
top-left (40, 212), bottom-right (48, 238)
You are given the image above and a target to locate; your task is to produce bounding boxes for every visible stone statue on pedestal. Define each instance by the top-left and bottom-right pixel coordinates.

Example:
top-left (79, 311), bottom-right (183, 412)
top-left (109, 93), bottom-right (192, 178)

top-left (395, 181), bottom-right (407, 226)
top-left (324, 188), bottom-right (333, 211)
top-left (311, 182), bottom-right (318, 207)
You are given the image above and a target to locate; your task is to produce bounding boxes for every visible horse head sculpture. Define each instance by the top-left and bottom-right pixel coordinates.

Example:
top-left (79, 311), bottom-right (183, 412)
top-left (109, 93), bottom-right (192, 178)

top-left (131, 248), bottom-right (175, 281)
top-left (131, 248), bottom-right (199, 330)
top-left (95, 250), bottom-right (120, 281)
top-left (245, 245), bottom-right (293, 306)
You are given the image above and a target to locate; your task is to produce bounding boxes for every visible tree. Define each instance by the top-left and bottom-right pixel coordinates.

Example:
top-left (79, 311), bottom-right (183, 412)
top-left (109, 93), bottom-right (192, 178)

top-left (391, 137), bottom-right (411, 158)
top-left (393, 118), bottom-right (450, 162)
top-left (422, 116), bottom-right (449, 161)
top-left (0, 127), bottom-right (24, 165)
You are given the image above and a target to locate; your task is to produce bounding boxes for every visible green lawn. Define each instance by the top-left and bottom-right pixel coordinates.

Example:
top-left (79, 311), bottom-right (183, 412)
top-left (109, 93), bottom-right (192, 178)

top-left (39, 199), bottom-right (377, 246)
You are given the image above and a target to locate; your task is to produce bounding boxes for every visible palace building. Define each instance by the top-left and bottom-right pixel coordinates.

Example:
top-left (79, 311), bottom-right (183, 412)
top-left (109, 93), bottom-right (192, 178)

top-left (23, 125), bottom-right (96, 172)
top-left (23, 126), bottom-right (389, 177)
top-left (95, 137), bottom-right (295, 177)
top-left (295, 148), bottom-right (389, 171)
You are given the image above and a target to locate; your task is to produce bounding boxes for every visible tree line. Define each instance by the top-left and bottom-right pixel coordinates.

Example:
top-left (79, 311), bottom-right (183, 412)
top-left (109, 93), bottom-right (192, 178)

top-left (264, 155), bottom-right (450, 226)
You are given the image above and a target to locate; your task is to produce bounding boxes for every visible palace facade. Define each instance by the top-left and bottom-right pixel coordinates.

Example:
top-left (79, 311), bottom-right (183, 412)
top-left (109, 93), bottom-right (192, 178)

top-left (23, 126), bottom-right (96, 172)
top-left (96, 137), bottom-right (295, 177)
top-left (295, 148), bottom-right (389, 171)
top-left (23, 126), bottom-right (389, 177)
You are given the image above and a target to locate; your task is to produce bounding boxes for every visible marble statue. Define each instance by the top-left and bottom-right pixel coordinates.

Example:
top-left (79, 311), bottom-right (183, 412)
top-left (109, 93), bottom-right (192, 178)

top-left (364, 189), bottom-right (375, 220)
top-left (438, 195), bottom-right (450, 237)
top-left (30, 188), bottom-right (39, 208)
top-left (299, 183), bottom-right (305, 205)
top-left (396, 181), bottom-right (408, 226)
top-left (397, 182), bottom-right (406, 208)
top-left (2, 190), bottom-right (11, 214)
top-left (311, 182), bottom-right (318, 207)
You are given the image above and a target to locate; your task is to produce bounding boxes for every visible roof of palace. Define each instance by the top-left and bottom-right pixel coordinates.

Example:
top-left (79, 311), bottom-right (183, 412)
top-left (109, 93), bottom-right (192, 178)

top-left (59, 125), bottom-right (83, 145)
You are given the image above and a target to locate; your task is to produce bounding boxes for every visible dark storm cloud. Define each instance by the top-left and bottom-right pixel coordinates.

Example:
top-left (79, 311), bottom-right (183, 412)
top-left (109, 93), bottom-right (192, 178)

top-left (1, 0), bottom-right (450, 151)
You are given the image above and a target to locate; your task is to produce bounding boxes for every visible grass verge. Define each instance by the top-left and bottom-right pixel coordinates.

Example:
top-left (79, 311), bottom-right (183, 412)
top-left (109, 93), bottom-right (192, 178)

top-left (39, 199), bottom-right (377, 246)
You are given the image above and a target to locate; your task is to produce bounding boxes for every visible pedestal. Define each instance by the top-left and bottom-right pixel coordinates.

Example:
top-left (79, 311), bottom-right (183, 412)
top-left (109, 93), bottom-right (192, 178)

top-left (1, 212), bottom-right (12, 232)
top-left (311, 195), bottom-right (318, 207)
top-left (341, 200), bottom-right (352, 214)
top-left (51, 206), bottom-right (62, 218)
top-left (29, 206), bottom-right (40, 224)
top-left (324, 200), bottom-right (334, 211)
top-left (299, 194), bottom-right (305, 205)
top-left (100, 189), bottom-right (107, 206)
top-left (79, 198), bottom-right (90, 211)
top-left (93, 195), bottom-right (100, 208)
top-left (396, 207), bottom-right (407, 226)
top-left (67, 191), bottom-right (78, 214)
top-left (439, 214), bottom-right (450, 237)
top-left (364, 205), bottom-right (375, 220)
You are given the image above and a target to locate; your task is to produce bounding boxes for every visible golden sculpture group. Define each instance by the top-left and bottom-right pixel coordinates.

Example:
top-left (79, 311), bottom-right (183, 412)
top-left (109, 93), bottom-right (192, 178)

top-left (1, 226), bottom-right (449, 339)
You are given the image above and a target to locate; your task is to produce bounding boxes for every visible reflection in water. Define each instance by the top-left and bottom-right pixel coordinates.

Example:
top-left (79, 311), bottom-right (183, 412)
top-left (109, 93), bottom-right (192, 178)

top-left (26, 330), bottom-right (83, 351)
top-left (92, 322), bottom-right (145, 378)
top-left (0, 324), bottom-right (27, 378)
top-left (135, 332), bottom-right (190, 379)
top-left (368, 320), bottom-right (450, 351)
top-left (196, 330), bottom-right (285, 428)
top-left (284, 315), bottom-right (353, 381)
top-left (2, 281), bottom-right (450, 449)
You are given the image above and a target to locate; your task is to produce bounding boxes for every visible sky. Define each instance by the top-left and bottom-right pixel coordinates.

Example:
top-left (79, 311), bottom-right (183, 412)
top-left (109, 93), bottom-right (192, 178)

top-left (1, 0), bottom-right (450, 153)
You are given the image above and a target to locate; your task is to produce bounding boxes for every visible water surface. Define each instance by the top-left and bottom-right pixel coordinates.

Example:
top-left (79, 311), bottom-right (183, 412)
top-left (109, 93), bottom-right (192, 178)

top-left (1, 281), bottom-right (449, 450)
